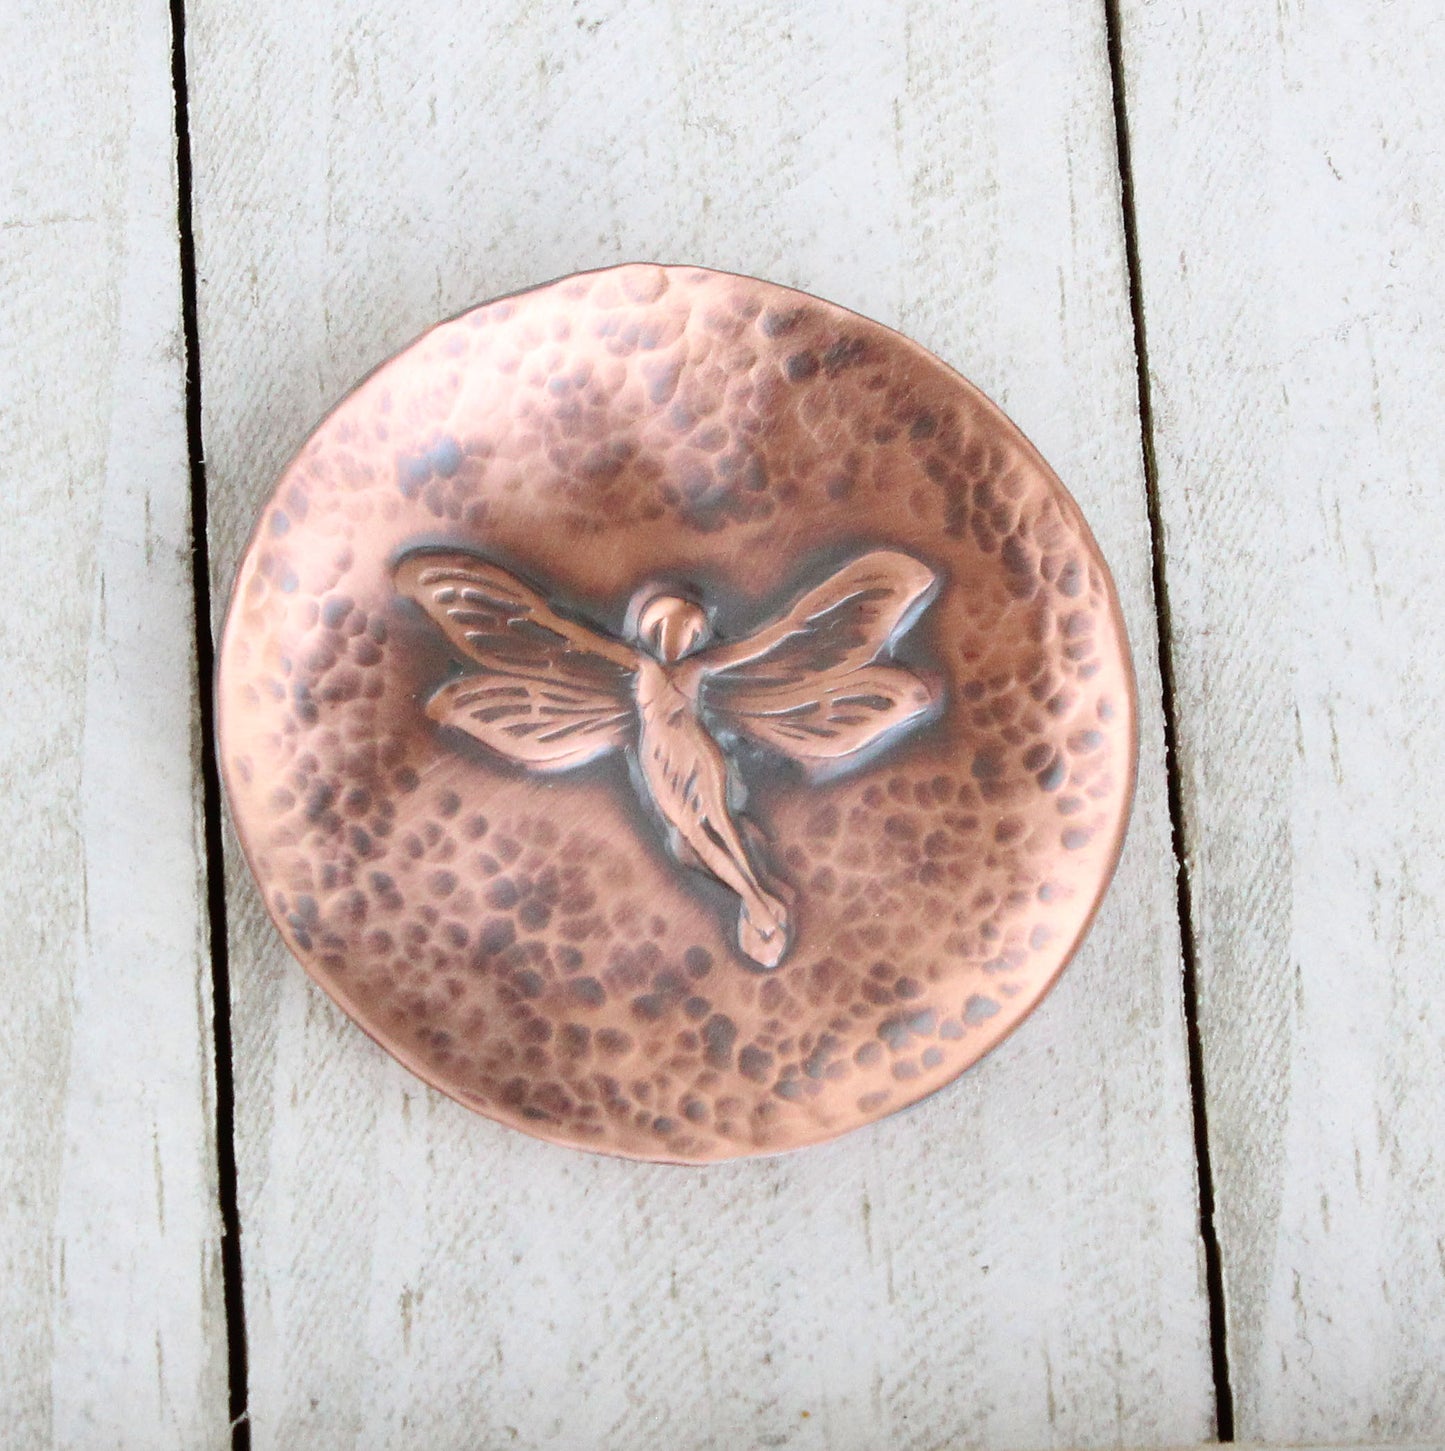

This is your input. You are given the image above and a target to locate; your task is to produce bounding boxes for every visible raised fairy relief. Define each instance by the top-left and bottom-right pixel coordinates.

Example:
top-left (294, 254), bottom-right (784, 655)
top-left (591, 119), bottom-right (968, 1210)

top-left (395, 548), bottom-right (942, 969)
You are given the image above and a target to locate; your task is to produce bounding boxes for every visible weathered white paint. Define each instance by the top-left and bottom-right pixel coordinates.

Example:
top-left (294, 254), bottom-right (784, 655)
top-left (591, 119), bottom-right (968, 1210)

top-left (0, 1), bottom-right (228, 1448)
top-left (189, 1), bottom-right (1212, 1447)
top-left (1118, 0), bottom-right (1445, 1439)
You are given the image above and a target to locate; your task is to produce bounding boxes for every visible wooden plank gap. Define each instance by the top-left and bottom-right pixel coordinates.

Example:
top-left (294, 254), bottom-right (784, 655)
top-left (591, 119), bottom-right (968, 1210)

top-left (1102, 0), bottom-right (1236, 1439)
top-left (169, 1), bottom-right (251, 1445)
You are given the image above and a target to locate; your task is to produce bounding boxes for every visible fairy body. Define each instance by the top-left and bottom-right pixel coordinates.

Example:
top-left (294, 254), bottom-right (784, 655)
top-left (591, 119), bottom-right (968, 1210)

top-left (396, 548), bottom-right (940, 969)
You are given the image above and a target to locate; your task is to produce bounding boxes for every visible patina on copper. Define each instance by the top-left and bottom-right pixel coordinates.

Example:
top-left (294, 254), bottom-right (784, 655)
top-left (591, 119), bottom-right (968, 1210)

top-left (217, 263), bottom-right (1137, 1163)
top-left (396, 546), bottom-right (940, 969)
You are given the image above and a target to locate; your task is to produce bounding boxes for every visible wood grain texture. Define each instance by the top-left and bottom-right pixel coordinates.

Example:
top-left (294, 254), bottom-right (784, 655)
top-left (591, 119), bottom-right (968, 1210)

top-left (188, 1), bottom-right (1212, 1445)
top-left (1118, 0), bottom-right (1445, 1439)
top-left (0, 1), bottom-right (228, 1447)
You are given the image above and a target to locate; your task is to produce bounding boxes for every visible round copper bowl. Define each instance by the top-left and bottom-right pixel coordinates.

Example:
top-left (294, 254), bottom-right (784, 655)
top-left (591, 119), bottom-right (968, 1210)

top-left (217, 263), bottom-right (1136, 1163)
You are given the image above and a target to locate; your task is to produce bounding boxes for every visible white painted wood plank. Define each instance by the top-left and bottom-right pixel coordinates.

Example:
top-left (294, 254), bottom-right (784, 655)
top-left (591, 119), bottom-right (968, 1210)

top-left (189, 1), bottom-right (1213, 1445)
top-left (1118, 0), bottom-right (1445, 1439)
top-left (0, 1), bottom-right (228, 1447)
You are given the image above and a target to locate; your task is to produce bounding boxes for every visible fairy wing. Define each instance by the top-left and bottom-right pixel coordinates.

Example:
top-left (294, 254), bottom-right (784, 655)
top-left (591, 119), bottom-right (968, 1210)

top-left (395, 550), bottom-right (636, 771)
top-left (699, 550), bottom-right (941, 773)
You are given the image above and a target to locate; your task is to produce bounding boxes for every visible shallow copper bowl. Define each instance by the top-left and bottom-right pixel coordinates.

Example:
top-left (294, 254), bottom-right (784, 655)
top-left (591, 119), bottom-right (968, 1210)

top-left (217, 263), bottom-right (1135, 1162)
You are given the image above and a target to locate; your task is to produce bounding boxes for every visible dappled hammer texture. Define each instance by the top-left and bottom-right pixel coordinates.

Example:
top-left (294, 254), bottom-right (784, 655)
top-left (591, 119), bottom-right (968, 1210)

top-left (218, 265), bottom-right (1134, 1160)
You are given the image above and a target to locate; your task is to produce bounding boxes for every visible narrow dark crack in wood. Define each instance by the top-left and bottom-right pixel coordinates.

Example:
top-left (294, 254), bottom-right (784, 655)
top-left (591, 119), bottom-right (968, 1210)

top-left (169, 2), bottom-right (251, 1444)
top-left (1102, 0), bottom-right (1236, 1438)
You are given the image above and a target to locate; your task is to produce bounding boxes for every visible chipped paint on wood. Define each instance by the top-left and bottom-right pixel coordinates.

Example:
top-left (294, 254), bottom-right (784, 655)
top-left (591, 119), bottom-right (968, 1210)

top-left (1118, 0), bottom-right (1445, 1439)
top-left (0, 0), bottom-right (227, 1445)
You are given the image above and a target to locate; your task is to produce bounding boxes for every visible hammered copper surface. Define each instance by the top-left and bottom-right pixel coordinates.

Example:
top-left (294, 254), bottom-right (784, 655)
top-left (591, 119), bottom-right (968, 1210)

top-left (217, 264), bottom-right (1136, 1163)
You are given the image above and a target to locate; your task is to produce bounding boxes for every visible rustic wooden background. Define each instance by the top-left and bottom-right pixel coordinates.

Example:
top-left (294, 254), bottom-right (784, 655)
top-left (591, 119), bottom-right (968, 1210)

top-left (3, 1), bottom-right (1441, 1448)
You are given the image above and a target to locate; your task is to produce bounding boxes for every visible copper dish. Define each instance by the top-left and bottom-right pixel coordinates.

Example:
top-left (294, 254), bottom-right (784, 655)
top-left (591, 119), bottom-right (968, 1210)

top-left (217, 263), bottom-right (1135, 1163)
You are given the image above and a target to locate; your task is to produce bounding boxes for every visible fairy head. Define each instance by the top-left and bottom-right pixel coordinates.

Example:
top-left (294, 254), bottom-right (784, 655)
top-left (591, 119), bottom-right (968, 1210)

top-left (630, 589), bottom-right (712, 663)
